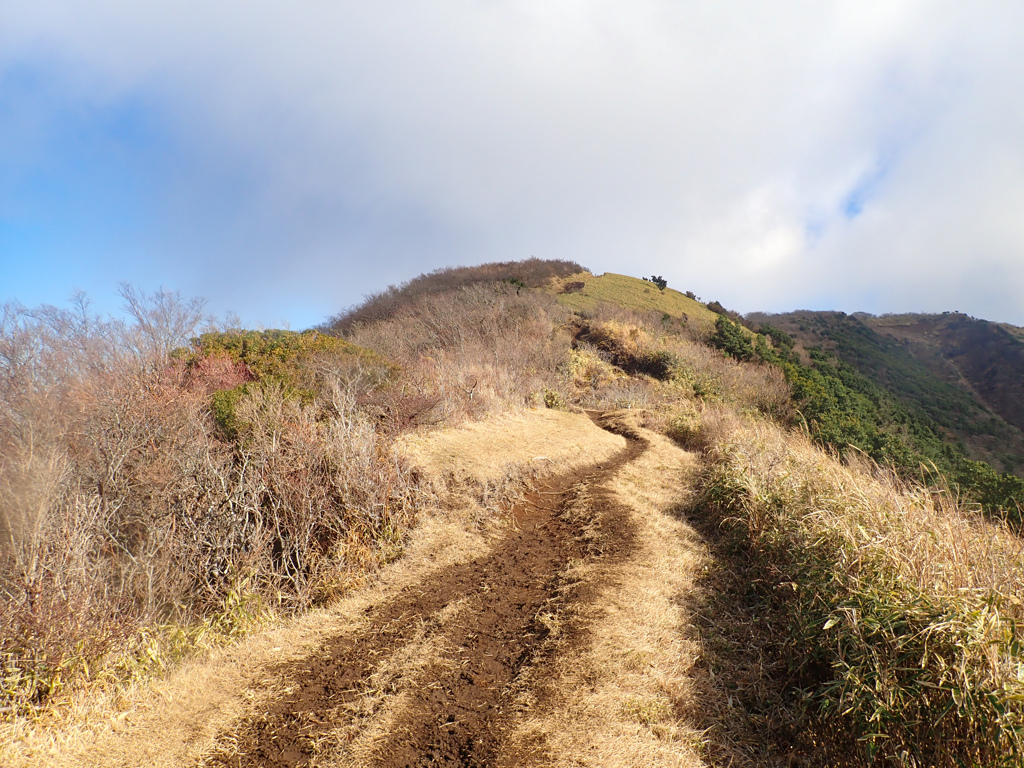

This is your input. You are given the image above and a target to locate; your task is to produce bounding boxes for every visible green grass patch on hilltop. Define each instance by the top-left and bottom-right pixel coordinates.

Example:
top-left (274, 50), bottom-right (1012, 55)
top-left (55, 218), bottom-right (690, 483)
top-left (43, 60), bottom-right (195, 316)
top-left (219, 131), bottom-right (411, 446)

top-left (553, 272), bottom-right (720, 332)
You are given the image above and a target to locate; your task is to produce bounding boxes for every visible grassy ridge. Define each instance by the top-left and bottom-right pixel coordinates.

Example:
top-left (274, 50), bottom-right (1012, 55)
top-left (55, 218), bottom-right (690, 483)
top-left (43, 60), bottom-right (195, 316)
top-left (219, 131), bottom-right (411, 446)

top-left (552, 272), bottom-right (720, 332)
top-left (6, 261), bottom-right (1024, 767)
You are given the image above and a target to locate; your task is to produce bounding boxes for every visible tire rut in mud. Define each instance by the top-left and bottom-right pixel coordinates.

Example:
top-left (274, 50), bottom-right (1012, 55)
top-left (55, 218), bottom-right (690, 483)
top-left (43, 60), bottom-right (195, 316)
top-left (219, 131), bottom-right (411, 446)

top-left (199, 424), bottom-right (646, 768)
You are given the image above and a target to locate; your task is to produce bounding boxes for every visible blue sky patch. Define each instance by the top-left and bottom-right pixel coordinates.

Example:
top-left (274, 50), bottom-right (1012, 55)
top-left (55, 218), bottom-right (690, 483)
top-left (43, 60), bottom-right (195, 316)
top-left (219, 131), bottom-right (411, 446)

top-left (841, 152), bottom-right (896, 220)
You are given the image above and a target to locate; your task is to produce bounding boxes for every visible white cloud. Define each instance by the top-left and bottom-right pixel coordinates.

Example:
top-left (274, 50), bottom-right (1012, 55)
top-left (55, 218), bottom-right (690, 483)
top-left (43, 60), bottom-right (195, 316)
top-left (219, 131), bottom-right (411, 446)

top-left (2, 1), bottom-right (1024, 325)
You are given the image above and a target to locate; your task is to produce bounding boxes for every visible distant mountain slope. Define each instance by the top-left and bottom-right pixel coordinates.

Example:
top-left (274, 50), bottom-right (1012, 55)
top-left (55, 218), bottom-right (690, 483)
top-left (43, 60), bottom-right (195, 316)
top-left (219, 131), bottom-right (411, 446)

top-left (998, 322), bottom-right (1024, 344)
top-left (865, 313), bottom-right (1024, 436)
top-left (749, 310), bottom-right (1024, 475)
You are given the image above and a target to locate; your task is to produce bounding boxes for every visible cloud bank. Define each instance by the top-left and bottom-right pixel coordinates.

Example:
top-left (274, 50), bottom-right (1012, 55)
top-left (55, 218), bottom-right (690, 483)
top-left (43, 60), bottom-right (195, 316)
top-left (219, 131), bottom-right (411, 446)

top-left (2, 1), bottom-right (1023, 326)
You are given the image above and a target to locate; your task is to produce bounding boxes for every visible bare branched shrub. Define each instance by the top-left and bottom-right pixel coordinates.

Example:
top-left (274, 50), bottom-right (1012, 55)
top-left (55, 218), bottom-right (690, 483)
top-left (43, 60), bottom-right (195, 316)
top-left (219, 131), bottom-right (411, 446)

top-left (117, 283), bottom-right (210, 365)
top-left (0, 293), bottom-right (417, 715)
top-left (348, 282), bottom-right (574, 421)
top-left (327, 258), bottom-right (585, 333)
top-left (0, 297), bottom-right (210, 711)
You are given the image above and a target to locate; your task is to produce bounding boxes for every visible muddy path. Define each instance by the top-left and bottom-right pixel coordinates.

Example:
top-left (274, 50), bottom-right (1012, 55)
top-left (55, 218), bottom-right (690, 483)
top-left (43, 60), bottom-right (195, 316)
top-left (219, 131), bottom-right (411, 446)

top-left (199, 416), bottom-right (647, 768)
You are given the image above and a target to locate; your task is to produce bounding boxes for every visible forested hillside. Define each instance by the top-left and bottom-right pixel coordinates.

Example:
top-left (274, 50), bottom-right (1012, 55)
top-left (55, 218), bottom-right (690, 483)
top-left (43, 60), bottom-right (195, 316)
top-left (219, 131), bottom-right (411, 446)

top-left (747, 310), bottom-right (1024, 476)
top-left (866, 312), bottom-right (1024, 442)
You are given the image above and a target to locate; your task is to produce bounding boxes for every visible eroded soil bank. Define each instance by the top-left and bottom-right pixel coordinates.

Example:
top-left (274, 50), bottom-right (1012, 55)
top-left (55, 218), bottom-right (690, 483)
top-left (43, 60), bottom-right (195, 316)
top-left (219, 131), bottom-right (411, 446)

top-left (200, 417), bottom-right (647, 767)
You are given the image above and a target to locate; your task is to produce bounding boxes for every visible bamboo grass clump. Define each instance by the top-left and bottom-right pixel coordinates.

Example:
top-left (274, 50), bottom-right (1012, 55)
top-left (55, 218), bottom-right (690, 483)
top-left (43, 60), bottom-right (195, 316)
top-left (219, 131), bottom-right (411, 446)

top-left (690, 410), bottom-right (1024, 766)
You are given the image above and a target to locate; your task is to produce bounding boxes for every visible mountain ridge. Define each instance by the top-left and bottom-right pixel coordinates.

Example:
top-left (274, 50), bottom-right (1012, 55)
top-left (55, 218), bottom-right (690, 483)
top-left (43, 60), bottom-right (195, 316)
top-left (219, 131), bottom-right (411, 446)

top-left (748, 308), bottom-right (1024, 475)
top-left (6, 260), bottom-right (1024, 767)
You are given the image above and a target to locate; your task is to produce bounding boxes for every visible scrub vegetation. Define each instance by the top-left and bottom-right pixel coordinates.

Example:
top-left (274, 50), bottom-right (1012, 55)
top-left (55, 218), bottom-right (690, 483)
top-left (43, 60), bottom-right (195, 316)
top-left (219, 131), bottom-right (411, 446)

top-left (3, 264), bottom-right (1024, 768)
top-left (0, 295), bottom-right (412, 719)
top-left (673, 406), bottom-right (1024, 766)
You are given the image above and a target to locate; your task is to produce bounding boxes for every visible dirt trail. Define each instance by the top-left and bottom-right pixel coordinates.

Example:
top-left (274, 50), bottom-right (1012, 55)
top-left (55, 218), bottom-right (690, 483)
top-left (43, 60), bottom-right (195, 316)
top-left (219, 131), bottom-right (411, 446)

top-left (195, 415), bottom-right (646, 767)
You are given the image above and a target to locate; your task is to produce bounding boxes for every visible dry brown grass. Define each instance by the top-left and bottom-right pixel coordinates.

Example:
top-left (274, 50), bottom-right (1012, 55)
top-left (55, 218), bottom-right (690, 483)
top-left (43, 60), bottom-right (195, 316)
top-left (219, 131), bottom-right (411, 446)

top-left (505, 425), bottom-right (710, 767)
top-left (682, 407), bottom-right (1024, 766)
top-left (24, 265), bottom-right (1000, 765)
top-left (0, 409), bottom-right (625, 767)
top-left (399, 408), bottom-right (625, 491)
top-left (698, 413), bottom-right (1024, 609)
top-left (1, 550), bottom-right (489, 768)
top-left (566, 310), bottom-right (790, 421)
top-left (346, 282), bottom-right (576, 422)
top-left (327, 258), bottom-right (584, 333)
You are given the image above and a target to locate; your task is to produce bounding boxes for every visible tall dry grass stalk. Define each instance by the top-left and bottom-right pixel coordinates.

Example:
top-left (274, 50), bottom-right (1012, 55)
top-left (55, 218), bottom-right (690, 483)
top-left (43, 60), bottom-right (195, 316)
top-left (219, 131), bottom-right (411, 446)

top-left (678, 405), bottom-right (1024, 766)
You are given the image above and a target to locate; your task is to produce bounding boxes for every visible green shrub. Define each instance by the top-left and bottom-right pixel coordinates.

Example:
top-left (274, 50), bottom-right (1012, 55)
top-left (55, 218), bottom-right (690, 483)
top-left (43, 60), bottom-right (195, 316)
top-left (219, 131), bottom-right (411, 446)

top-left (710, 315), bottom-right (756, 361)
top-left (180, 329), bottom-right (392, 439)
top-left (543, 389), bottom-right (563, 409)
top-left (954, 460), bottom-right (1024, 523)
top-left (644, 275), bottom-right (668, 290)
top-left (210, 384), bottom-right (249, 439)
top-left (182, 329), bottom-right (387, 386)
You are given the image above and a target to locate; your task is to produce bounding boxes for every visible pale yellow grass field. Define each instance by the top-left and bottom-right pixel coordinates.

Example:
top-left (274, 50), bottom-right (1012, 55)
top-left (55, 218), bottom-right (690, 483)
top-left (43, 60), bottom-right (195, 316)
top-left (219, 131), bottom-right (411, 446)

top-left (1, 409), bottom-right (626, 768)
top-left (507, 428), bottom-right (709, 767)
top-left (398, 407), bottom-right (626, 488)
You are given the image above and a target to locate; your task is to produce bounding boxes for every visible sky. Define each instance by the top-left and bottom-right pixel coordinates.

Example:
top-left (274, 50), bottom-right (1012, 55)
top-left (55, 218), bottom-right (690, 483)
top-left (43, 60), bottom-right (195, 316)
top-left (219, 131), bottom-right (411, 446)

top-left (2, 1), bottom-right (1024, 329)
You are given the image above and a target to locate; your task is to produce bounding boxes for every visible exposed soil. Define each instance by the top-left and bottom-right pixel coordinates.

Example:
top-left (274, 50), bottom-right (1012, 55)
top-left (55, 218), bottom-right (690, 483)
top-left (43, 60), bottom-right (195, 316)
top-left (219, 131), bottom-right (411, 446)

top-left (199, 415), bottom-right (647, 768)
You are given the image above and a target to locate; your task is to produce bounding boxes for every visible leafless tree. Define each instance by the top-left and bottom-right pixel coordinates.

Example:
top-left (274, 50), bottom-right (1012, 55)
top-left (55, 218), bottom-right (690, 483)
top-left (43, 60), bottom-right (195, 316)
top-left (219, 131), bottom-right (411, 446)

top-left (118, 283), bottom-right (210, 364)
